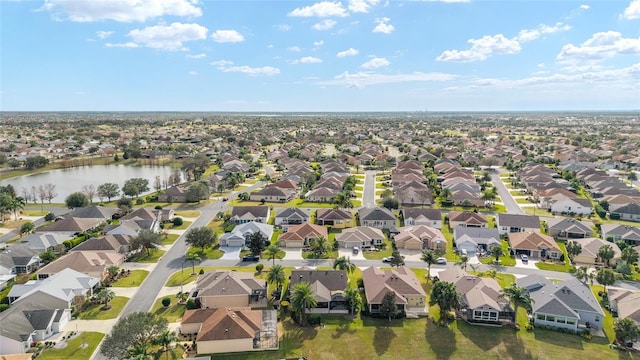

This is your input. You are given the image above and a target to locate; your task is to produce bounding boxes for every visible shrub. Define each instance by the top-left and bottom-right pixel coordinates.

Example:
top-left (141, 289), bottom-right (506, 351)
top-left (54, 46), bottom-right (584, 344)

top-left (162, 297), bottom-right (171, 307)
top-left (0, 304), bottom-right (9, 312)
top-left (199, 268), bottom-right (205, 275)
top-left (173, 217), bottom-right (184, 226)
top-left (308, 314), bottom-right (322, 326)
top-left (255, 264), bottom-right (264, 273)
top-left (135, 198), bottom-right (145, 205)
top-left (186, 299), bottom-right (198, 310)
top-left (154, 205), bottom-right (163, 210)
top-left (44, 212), bottom-right (56, 222)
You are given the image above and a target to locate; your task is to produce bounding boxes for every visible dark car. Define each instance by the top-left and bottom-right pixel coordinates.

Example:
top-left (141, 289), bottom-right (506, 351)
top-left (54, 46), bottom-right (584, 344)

top-left (242, 254), bottom-right (260, 262)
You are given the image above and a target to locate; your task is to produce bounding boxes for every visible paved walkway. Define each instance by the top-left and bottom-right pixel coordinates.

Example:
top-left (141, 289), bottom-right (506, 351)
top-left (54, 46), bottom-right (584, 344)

top-left (110, 287), bottom-right (137, 297)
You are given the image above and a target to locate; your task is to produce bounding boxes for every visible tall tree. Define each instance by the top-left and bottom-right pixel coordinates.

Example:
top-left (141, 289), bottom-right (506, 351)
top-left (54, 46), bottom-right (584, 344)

top-left (98, 182), bottom-right (120, 202)
top-left (421, 249), bottom-right (437, 278)
top-left (621, 247), bottom-right (639, 265)
top-left (265, 243), bottom-right (280, 265)
top-left (20, 221), bottom-right (34, 237)
top-left (344, 286), bottom-right (362, 315)
top-left (81, 184), bottom-right (97, 204)
top-left (456, 255), bottom-right (470, 270)
top-left (185, 226), bottom-right (217, 253)
top-left (122, 178), bottom-right (150, 198)
top-left (152, 330), bottom-right (179, 360)
top-left (574, 265), bottom-right (589, 283)
top-left (565, 241), bottom-right (582, 264)
top-left (614, 318), bottom-right (640, 344)
top-left (267, 264), bottom-right (285, 292)
top-left (429, 281), bottom-right (460, 324)
top-left (332, 256), bottom-right (356, 274)
top-left (389, 248), bottom-right (405, 268)
top-left (65, 192), bottom-right (89, 209)
top-left (132, 229), bottom-right (162, 256)
top-left (8, 196), bottom-right (25, 220)
top-left (101, 312), bottom-right (168, 360)
top-left (290, 282), bottom-right (317, 325)
top-left (310, 236), bottom-right (330, 258)
top-left (43, 184), bottom-right (57, 204)
top-left (596, 268), bottom-right (616, 292)
top-left (598, 244), bottom-right (615, 267)
top-left (247, 231), bottom-right (268, 256)
top-left (489, 244), bottom-right (503, 263)
top-left (500, 283), bottom-right (534, 323)
top-left (379, 291), bottom-right (398, 322)
top-left (184, 252), bottom-right (201, 275)
top-left (96, 288), bottom-right (115, 310)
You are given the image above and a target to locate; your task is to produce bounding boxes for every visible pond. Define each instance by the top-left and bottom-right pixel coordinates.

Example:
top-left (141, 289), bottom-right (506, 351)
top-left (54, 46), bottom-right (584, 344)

top-left (0, 164), bottom-right (180, 203)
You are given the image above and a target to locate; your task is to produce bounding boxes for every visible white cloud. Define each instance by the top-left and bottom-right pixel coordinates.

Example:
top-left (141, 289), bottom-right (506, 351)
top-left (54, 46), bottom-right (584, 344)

top-left (361, 57), bottom-right (390, 69)
top-left (41, 0), bottom-right (202, 22)
top-left (373, 17), bottom-right (394, 34)
top-left (288, 1), bottom-right (348, 17)
top-left (348, 0), bottom-right (380, 13)
top-left (126, 22), bottom-right (207, 51)
top-left (314, 40), bottom-right (325, 47)
top-left (516, 22), bottom-right (571, 43)
top-left (188, 70), bottom-right (198, 75)
top-left (96, 31), bottom-right (113, 39)
top-left (410, 0), bottom-right (470, 2)
top-left (287, 46), bottom-right (302, 52)
top-left (319, 71), bottom-right (457, 87)
top-left (337, 48), bottom-right (359, 57)
top-left (622, 0), bottom-right (640, 20)
top-left (313, 19), bottom-right (337, 30)
top-left (557, 31), bottom-right (640, 61)
top-left (210, 60), bottom-right (234, 66)
top-left (436, 34), bottom-right (521, 62)
top-left (211, 29), bottom-right (244, 43)
top-left (186, 53), bottom-right (206, 59)
top-left (218, 65), bottom-right (281, 76)
top-left (105, 42), bottom-right (139, 48)
top-left (580, 4), bottom-right (590, 10)
top-left (292, 56), bottom-right (323, 64)
top-left (276, 24), bottom-right (291, 31)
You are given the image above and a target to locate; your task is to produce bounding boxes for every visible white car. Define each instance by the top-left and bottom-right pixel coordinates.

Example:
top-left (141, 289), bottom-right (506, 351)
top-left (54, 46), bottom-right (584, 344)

top-left (436, 257), bottom-right (447, 265)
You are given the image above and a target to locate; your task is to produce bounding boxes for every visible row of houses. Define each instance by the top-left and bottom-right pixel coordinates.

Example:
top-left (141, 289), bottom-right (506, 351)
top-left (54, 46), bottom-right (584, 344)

top-left (305, 160), bottom-right (351, 203)
top-left (434, 159), bottom-right (485, 207)
top-left (391, 160), bottom-right (434, 207)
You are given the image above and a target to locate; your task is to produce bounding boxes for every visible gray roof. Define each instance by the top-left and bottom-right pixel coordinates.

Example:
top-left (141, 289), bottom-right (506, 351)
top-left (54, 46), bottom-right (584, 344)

top-left (612, 203), bottom-right (640, 215)
top-left (402, 208), bottom-right (441, 221)
top-left (21, 232), bottom-right (69, 251)
top-left (65, 206), bottom-right (119, 219)
top-left (516, 274), bottom-right (552, 293)
top-left (0, 298), bottom-right (60, 342)
top-left (546, 218), bottom-right (593, 234)
top-left (275, 208), bottom-right (310, 219)
top-left (532, 279), bottom-right (604, 318)
top-left (358, 207), bottom-right (396, 221)
top-left (497, 214), bottom-right (540, 229)
top-left (453, 227), bottom-right (500, 241)
top-left (231, 206), bottom-right (270, 218)
top-left (0, 245), bottom-right (38, 270)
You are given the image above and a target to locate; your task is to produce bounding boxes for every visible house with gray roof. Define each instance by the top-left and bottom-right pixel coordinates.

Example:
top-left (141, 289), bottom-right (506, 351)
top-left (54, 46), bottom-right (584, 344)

top-left (610, 203), bottom-right (640, 222)
top-left (219, 222), bottom-right (274, 247)
top-left (274, 208), bottom-right (310, 231)
top-left (0, 245), bottom-right (40, 275)
top-left (35, 217), bottom-right (103, 237)
top-left (402, 208), bottom-right (442, 228)
top-left (496, 214), bottom-right (540, 236)
top-left (19, 232), bottom-right (69, 253)
top-left (289, 268), bottom-right (349, 314)
top-left (64, 206), bottom-right (119, 220)
top-left (516, 274), bottom-right (552, 293)
top-left (8, 268), bottom-right (99, 307)
top-left (358, 207), bottom-right (397, 230)
top-left (191, 270), bottom-right (267, 309)
top-left (601, 224), bottom-right (640, 246)
top-left (71, 234), bottom-right (135, 255)
top-left (531, 278), bottom-right (605, 332)
top-left (608, 288), bottom-right (640, 325)
top-left (453, 227), bottom-right (500, 256)
top-left (546, 218), bottom-right (594, 239)
top-left (230, 206), bottom-right (270, 224)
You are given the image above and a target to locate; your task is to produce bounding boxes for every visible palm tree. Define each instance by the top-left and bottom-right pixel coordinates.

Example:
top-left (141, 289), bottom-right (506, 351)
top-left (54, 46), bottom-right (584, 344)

top-left (152, 330), bottom-right (178, 360)
top-left (290, 282), bottom-right (317, 325)
top-left (265, 243), bottom-right (281, 265)
top-left (344, 286), bottom-right (362, 315)
top-left (126, 342), bottom-right (151, 360)
top-left (429, 281), bottom-right (459, 324)
top-left (598, 244), bottom-right (615, 268)
top-left (8, 196), bottom-right (26, 220)
top-left (267, 264), bottom-right (286, 294)
top-left (310, 236), bottom-right (330, 258)
top-left (96, 288), bottom-right (115, 310)
top-left (488, 244), bottom-right (503, 263)
top-left (621, 247), bottom-right (639, 265)
top-left (184, 252), bottom-right (201, 275)
top-left (500, 283), bottom-right (534, 324)
top-left (574, 265), bottom-right (588, 283)
top-left (332, 256), bottom-right (356, 274)
top-left (456, 255), bottom-right (470, 270)
top-left (421, 249), bottom-right (437, 280)
top-left (440, 187), bottom-right (452, 202)
top-left (106, 265), bottom-right (120, 281)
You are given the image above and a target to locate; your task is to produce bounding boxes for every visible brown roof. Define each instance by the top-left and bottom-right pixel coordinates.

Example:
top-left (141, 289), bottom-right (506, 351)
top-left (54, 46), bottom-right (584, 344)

top-left (508, 232), bottom-right (561, 252)
top-left (37, 217), bottom-right (102, 232)
top-left (37, 251), bottom-right (123, 276)
top-left (448, 211), bottom-right (487, 225)
top-left (362, 266), bottom-right (425, 305)
top-left (279, 224), bottom-right (327, 242)
top-left (196, 270), bottom-right (266, 297)
top-left (316, 208), bottom-right (352, 220)
top-left (182, 308), bottom-right (261, 341)
top-left (289, 269), bottom-right (348, 299)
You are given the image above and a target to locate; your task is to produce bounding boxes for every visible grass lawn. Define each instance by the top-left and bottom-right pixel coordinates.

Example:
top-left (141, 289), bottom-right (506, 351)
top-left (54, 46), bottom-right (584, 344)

top-left (590, 284), bottom-right (616, 342)
top-left (375, 182), bottom-right (387, 189)
top-left (535, 242), bottom-right (572, 272)
top-left (515, 198), bottom-right (533, 204)
top-left (21, 209), bottom-right (49, 216)
top-left (479, 240), bottom-right (516, 266)
top-left (167, 220), bottom-right (192, 230)
top-left (78, 296), bottom-right (128, 320)
top-left (261, 248), bottom-right (286, 261)
top-left (37, 332), bottom-right (104, 360)
top-left (174, 210), bottom-right (201, 218)
top-left (186, 247), bottom-right (224, 260)
top-left (161, 233), bottom-right (179, 245)
top-left (228, 198), bottom-right (265, 206)
top-left (284, 199), bottom-right (336, 208)
top-left (210, 315), bottom-right (621, 360)
top-left (111, 270), bottom-right (148, 287)
top-left (302, 250), bottom-right (338, 260)
top-left (165, 266), bottom-right (266, 287)
top-left (363, 240), bottom-right (393, 260)
top-left (440, 225), bottom-right (459, 261)
top-left (127, 248), bottom-right (166, 263)
top-left (509, 190), bottom-right (524, 196)
top-left (354, 185), bottom-right (364, 191)
top-left (151, 297), bottom-right (187, 322)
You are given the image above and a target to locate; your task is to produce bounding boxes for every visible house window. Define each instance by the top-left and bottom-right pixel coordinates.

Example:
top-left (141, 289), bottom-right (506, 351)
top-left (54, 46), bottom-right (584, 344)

top-left (566, 318), bottom-right (576, 325)
top-left (546, 315), bottom-right (555, 322)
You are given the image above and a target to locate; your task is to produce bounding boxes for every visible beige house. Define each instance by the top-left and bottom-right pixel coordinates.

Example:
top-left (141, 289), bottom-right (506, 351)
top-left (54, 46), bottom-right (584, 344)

top-left (393, 225), bottom-right (446, 251)
top-left (570, 238), bottom-right (622, 267)
top-left (191, 270), bottom-right (267, 309)
top-left (608, 288), bottom-right (640, 325)
top-left (448, 211), bottom-right (488, 228)
top-left (36, 251), bottom-right (124, 280)
top-left (362, 266), bottom-right (427, 317)
top-left (508, 232), bottom-right (562, 259)
top-left (181, 308), bottom-right (278, 354)
top-left (278, 224), bottom-right (327, 248)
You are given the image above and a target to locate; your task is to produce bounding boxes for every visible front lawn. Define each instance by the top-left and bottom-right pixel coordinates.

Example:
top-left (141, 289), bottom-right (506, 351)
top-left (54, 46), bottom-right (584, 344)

top-left (165, 266), bottom-right (260, 287)
top-left (590, 284), bottom-right (616, 342)
top-left (362, 240), bottom-right (393, 260)
top-left (167, 220), bottom-right (192, 230)
top-left (534, 241), bottom-right (572, 272)
top-left (127, 249), bottom-right (166, 263)
top-left (78, 296), bottom-right (128, 320)
top-left (151, 297), bottom-right (187, 322)
top-left (174, 210), bottom-right (201, 218)
top-left (37, 332), bottom-right (104, 360)
top-left (479, 240), bottom-right (516, 266)
top-left (186, 246), bottom-right (224, 260)
top-left (111, 270), bottom-right (148, 287)
top-left (302, 250), bottom-right (338, 260)
top-left (161, 233), bottom-right (179, 245)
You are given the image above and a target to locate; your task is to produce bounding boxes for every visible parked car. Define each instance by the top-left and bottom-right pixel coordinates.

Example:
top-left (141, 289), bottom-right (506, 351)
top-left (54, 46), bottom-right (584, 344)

top-left (242, 254), bottom-right (260, 262)
top-left (352, 246), bottom-right (359, 255)
top-left (222, 197), bottom-right (229, 201)
top-left (520, 254), bottom-right (529, 263)
top-left (436, 257), bottom-right (447, 265)
top-left (382, 257), bottom-right (392, 263)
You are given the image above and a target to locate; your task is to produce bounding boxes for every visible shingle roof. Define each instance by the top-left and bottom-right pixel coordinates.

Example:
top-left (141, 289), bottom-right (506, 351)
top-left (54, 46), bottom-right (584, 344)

top-left (362, 266), bottom-right (425, 305)
top-left (182, 308), bottom-right (262, 341)
top-left (508, 232), bottom-right (561, 252)
top-left (402, 208), bottom-right (441, 221)
top-left (358, 207), bottom-right (396, 221)
top-left (196, 270), bottom-right (266, 297)
top-left (497, 214), bottom-right (540, 229)
top-left (532, 279), bottom-right (604, 318)
top-left (316, 208), bottom-right (352, 220)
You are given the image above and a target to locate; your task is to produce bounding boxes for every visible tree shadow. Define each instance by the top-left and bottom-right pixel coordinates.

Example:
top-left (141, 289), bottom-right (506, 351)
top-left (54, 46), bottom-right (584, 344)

top-left (499, 331), bottom-right (536, 360)
top-left (373, 326), bottom-right (396, 356)
top-left (331, 318), bottom-right (357, 339)
top-left (279, 322), bottom-right (318, 357)
top-left (533, 329), bottom-right (583, 350)
top-left (425, 319), bottom-right (456, 360)
top-left (457, 321), bottom-right (502, 351)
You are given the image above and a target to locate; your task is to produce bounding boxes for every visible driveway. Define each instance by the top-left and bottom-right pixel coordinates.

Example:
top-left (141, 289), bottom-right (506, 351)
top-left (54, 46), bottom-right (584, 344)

top-left (220, 246), bottom-right (242, 260)
top-left (399, 249), bottom-right (423, 262)
top-left (338, 248), bottom-right (365, 260)
top-left (514, 258), bottom-right (538, 269)
top-left (282, 248), bottom-right (304, 260)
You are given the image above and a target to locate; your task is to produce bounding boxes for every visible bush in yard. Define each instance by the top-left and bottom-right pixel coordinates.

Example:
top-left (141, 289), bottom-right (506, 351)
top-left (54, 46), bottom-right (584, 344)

top-left (154, 205), bottom-right (163, 210)
top-left (162, 297), bottom-right (171, 307)
top-left (199, 268), bottom-right (205, 275)
top-left (186, 299), bottom-right (198, 310)
top-left (255, 263), bottom-right (264, 273)
top-left (308, 314), bottom-right (322, 326)
top-left (44, 212), bottom-right (56, 222)
top-left (173, 217), bottom-right (183, 226)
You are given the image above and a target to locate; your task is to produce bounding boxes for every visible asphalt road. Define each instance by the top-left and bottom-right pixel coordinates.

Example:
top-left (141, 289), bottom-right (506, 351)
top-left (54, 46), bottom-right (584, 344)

top-left (0, 206), bottom-right (69, 244)
top-left (362, 170), bottom-right (376, 208)
top-left (491, 171), bottom-right (524, 215)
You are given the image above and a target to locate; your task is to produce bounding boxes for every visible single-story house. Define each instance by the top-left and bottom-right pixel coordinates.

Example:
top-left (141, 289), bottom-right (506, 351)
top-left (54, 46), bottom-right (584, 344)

top-left (448, 211), bottom-right (488, 228)
top-left (608, 288), bottom-right (640, 325)
top-left (219, 222), bottom-right (274, 247)
top-left (274, 208), bottom-right (310, 231)
top-left (610, 203), bottom-right (640, 222)
top-left (71, 234), bottom-right (135, 255)
top-left (508, 232), bottom-right (562, 259)
top-left (316, 209), bottom-right (355, 228)
top-left (191, 270), bottom-right (267, 309)
top-left (570, 238), bottom-right (622, 267)
top-left (35, 217), bottom-right (103, 238)
top-left (453, 227), bottom-right (500, 255)
top-left (36, 251), bottom-right (124, 281)
top-left (8, 268), bottom-right (99, 307)
top-left (0, 246), bottom-right (41, 275)
top-left (393, 225), bottom-right (446, 251)
top-left (180, 308), bottom-right (278, 354)
top-left (157, 185), bottom-right (189, 203)
top-left (230, 207), bottom-right (270, 224)
top-left (19, 233), bottom-right (69, 253)
top-left (64, 206), bottom-right (120, 220)
top-left (249, 185), bottom-right (297, 203)
top-left (550, 197), bottom-right (594, 216)
top-left (401, 208), bottom-right (442, 228)
top-left (362, 266), bottom-right (427, 317)
top-left (496, 214), bottom-right (540, 236)
top-left (278, 224), bottom-right (327, 248)
top-left (358, 207), bottom-right (397, 230)
top-left (438, 267), bottom-right (513, 324)
top-left (516, 274), bottom-right (552, 293)
top-left (289, 268), bottom-right (349, 314)
top-left (531, 279), bottom-right (605, 332)
top-left (335, 226), bottom-right (385, 249)
top-left (600, 224), bottom-right (640, 246)
top-left (546, 218), bottom-right (594, 239)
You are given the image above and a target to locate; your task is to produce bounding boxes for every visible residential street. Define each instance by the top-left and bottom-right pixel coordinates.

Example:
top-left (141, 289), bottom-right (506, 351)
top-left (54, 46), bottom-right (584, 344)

top-left (491, 170), bottom-right (524, 215)
top-left (362, 170), bottom-right (377, 208)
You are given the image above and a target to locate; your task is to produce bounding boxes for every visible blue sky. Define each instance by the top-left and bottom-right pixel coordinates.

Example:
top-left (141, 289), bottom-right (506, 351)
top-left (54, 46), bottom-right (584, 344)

top-left (1, 0), bottom-right (639, 111)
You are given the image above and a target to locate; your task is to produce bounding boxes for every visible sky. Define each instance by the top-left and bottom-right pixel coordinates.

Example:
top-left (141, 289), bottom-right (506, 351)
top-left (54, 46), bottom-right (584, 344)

top-left (1, 0), bottom-right (639, 112)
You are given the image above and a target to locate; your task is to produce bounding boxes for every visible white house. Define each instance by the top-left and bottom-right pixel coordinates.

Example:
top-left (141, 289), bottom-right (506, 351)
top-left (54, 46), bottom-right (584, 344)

top-left (219, 222), bottom-right (274, 247)
top-left (550, 198), bottom-right (593, 216)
